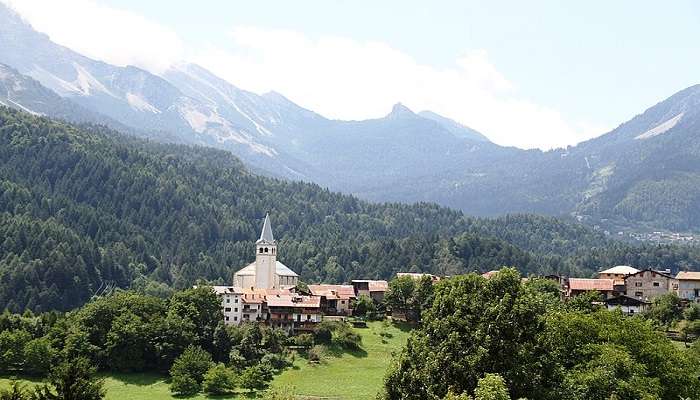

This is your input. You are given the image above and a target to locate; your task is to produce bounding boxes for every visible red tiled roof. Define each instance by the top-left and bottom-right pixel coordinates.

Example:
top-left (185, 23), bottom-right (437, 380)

top-left (308, 284), bottom-right (356, 300)
top-left (266, 294), bottom-right (321, 308)
top-left (676, 271), bottom-right (700, 281)
top-left (568, 278), bottom-right (614, 292)
top-left (481, 270), bottom-right (500, 279)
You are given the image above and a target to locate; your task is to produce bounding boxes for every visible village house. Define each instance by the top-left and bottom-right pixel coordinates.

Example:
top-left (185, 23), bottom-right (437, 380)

top-left (566, 278), bottom-right (616, 299)
top-left (676, 271), bottom-right (700, 303)
top-left (605, 295), bottom-right (651, 315)
top-left (624, 268), bottom-right (677, 302)
top-left (213, 286), bottom-right (243, 325)
top-left (267, 293), bottom-right (322, 332)
top-left (352, 279), bottom-right (389, 302)
top-left (597, 265), bottom-right (639, 295)
top-left (308, 284), bottom-right (356, 315)
top-left (597, 265), bottom-right (639, 280)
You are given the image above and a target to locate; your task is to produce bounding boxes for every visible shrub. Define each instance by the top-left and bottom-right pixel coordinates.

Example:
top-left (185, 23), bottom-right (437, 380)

top-left (170, 374), bottom-right (199, 397)
top-left (23, 337), bottom-right (54, 376)
top-left (313, 321), bottom-right (336, 344)
top-left (202, 363), bottom-right (237, 395)
top-left (292, 333), bottom-right (314, 348)
top-left (260, 352), bottom-right (290, 371)
top-left (474, 374), bottom-right (510, 400)
top-left (354, 295), bottom-right (376, 317)
top-left (169, 345), bottom-right (213, 395)
top-left (685, 303), bottom-right (700, 321)
top-left (307, 345), bottom-right (325, 362)
top-left (33, 357), bottom-right (105, 400)
top-left (260, 385), bottom-right (296, 400)
top-left (0, 381), bottom-right (31, 400)
top-left (331, 324), bottom-right (362, 350)
top-left (239, 365), bottom-right (270, 392)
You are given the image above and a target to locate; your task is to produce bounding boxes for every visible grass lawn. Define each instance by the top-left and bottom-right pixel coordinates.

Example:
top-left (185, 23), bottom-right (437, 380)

top-left (272, 320), bottom-right (411, 399)
top-left (0, 320), bottom-right (410, 400)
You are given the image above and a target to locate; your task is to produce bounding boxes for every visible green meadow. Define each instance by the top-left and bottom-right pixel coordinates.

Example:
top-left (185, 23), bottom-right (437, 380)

top-left (1, 321), bottom-right (410, 400)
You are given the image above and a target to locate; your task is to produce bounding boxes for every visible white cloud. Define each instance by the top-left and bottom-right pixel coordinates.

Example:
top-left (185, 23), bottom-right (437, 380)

top-left (2, 0), bottom-right (183, 73)
top-left (2, 1), bottom-right (606, 149)
top-left (195, 27), bottom-right (606, 149)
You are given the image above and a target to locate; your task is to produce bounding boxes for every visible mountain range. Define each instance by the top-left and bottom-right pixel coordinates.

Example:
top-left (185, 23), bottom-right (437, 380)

top-left (1, 3), bottom-right (699, 232)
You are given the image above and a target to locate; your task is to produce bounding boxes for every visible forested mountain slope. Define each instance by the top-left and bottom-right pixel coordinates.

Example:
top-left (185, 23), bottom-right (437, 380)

top-left (2, 2), bottom-right (699, 232)
top-left (2, 107), bottom-right (699, 312)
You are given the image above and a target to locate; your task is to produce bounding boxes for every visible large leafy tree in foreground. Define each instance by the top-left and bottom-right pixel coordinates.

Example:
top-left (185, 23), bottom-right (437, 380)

top-left (382, 269), bottom-right (700, 400)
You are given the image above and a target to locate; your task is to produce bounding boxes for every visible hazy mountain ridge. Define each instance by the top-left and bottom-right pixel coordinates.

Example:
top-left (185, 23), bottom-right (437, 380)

top-left (1, 2), bottom-right (699, 232)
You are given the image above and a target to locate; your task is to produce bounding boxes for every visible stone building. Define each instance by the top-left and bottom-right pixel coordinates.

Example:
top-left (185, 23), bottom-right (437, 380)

top-left (232, 214), bottom-right (299, 290)
top-left (624, 268), bottom-right (677, 302)
top-left (676, 271), bottom-right (700, 303)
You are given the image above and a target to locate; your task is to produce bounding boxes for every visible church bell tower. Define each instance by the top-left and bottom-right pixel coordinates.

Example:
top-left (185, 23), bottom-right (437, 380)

top-left (254, 213), bottom-right (277, 288)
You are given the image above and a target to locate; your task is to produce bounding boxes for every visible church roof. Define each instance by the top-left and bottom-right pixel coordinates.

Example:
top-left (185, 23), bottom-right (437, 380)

top-left (234, 261), bottom-right (299, 277)
top-left (257, 213), bottom-right (275, 244)
top-left (599, 265), bottom-right (639, 275)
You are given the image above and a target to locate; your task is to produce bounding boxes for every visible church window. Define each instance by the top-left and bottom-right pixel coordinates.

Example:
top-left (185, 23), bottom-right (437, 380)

top-left (259, 248), bottom-right (263, 253)
top-left (265, 247), bottom-right (269, 253)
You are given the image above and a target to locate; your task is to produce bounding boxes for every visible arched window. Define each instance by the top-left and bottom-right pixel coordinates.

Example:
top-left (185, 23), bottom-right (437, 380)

top-left (265, 247), bottom-right (269, 253)
top-left (259, 248), bottom-right (263, 254)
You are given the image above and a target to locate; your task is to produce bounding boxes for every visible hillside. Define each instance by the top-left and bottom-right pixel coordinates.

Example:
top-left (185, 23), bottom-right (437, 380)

top-left (1, 2), bottom-right (699, 232)
top-left (3, 107), bottom-right (700, 312)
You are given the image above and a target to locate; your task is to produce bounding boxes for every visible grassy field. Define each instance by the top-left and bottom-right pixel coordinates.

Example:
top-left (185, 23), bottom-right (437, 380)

top-left (0, 320), bottom-right (410, 400)
top-left (272, 320), bottom-right (410, 399)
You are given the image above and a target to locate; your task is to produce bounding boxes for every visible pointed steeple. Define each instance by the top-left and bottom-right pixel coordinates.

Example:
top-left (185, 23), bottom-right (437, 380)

top-left (257, 213), bottom-right (275, 243)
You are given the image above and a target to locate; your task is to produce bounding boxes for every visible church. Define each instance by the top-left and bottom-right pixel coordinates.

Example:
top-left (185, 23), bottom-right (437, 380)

top-left (232, 214), bottom-right (299, 289)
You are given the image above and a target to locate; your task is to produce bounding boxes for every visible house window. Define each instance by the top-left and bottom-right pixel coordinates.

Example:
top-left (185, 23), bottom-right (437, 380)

top-left (234, 299), bottom-right (238, 303)
top-left (635, 291), bottom-right (643, 297)
top-left (635, 282), bottom-right (642, 287)
top-left (225, 316), bottom-right (229, 321)
top-left (653, 282), bottom-right (660, 287)
top-left (226, 298), bottom-right (230, 303)
top-left (259, 248), bottom-right (263, 253)
top-left (225, 307), bottom-right (231, 312)
top-left (234, 308), bottom-right (238, 312)
top-left (307, 314), bottom-right (311, 320)
top-left (234, 316), bottom-right (238, 321)
top-left (341, 300), bottom-right (345, 305)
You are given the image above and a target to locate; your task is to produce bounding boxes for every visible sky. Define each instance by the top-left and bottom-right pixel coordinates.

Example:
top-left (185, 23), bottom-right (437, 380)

top-left (4, 0), bottom-right (700, 150)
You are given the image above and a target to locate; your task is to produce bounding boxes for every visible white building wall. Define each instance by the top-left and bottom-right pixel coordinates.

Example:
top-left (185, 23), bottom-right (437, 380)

top-left (222, 293), bottom-right (242, 325)
top-left (606, 304), bottom-right (644, 315)
top-left (678, 281), bottom-right (700, 302)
